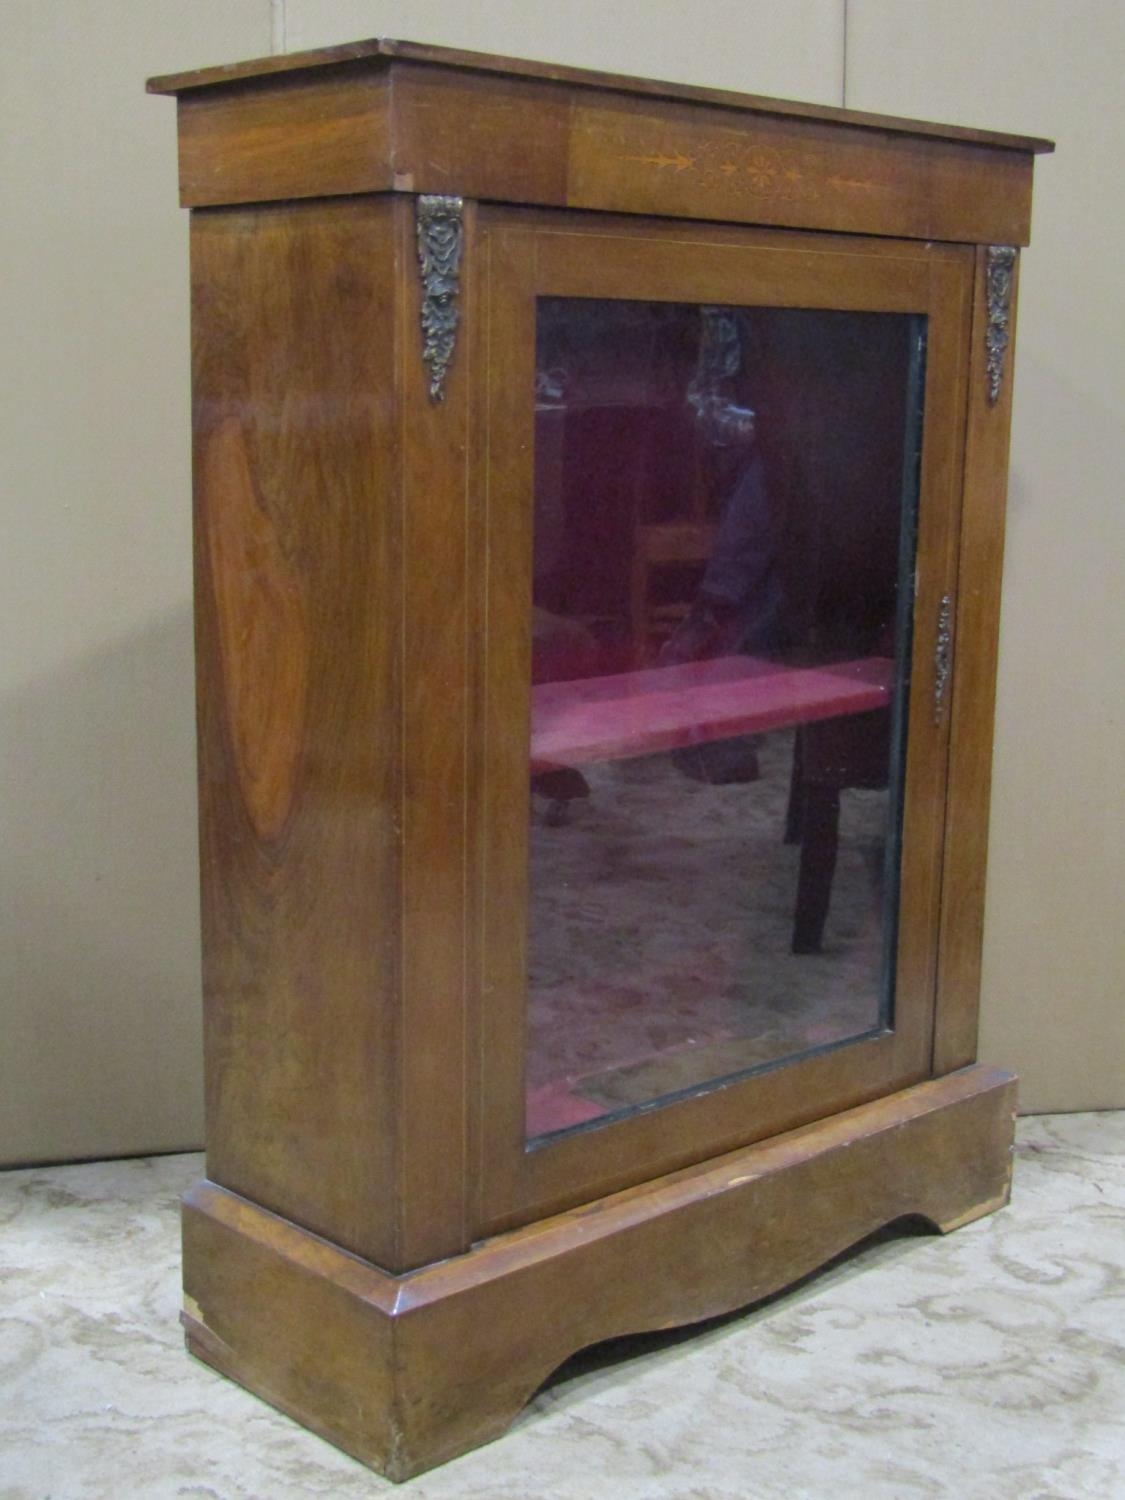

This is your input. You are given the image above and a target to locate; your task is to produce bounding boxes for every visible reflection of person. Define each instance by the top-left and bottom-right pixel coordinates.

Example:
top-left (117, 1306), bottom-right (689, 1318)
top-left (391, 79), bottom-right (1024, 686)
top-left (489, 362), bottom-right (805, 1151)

top-left (665, 310), bottom-right (785, 667)
top-left (661, 435), bottom-right (787, 785)
top-left (661, 447), bottom-right (786, 667)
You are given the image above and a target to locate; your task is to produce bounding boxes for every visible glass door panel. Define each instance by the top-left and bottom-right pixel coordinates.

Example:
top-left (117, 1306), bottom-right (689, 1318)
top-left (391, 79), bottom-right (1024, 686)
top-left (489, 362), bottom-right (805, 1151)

top-left (526, 298), bottom-right (925, 1143)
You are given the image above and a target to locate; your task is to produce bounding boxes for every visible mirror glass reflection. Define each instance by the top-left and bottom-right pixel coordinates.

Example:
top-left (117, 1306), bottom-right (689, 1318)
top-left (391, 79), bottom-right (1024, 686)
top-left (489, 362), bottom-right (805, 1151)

top-left (526, 298), bottom-right (925, 1143)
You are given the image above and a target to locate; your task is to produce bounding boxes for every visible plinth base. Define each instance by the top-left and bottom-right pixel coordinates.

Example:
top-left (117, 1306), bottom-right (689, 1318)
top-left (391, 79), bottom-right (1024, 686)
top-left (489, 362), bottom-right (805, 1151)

top-left (181, 1064), bottom-right (1015, 1481)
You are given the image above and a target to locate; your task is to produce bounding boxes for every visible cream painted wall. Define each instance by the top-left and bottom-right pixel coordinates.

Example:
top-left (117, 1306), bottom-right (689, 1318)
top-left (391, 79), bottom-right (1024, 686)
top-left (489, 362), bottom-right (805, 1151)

top-left (0, 1), bottom-right (273, 1166)
top-left (0, 3), bottom-right (843, 1167)
top-left (846, 1), bottom-right (1125, 1109)
top-left (2, 0), bottom-right (1117, 1166)
top-left (281, 0), bottom-right (846, 101)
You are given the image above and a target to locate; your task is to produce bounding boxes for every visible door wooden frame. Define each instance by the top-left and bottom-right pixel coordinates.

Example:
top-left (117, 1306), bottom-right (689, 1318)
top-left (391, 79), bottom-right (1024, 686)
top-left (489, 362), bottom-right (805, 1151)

top-left (469, 210), bottom-right (975, 1236)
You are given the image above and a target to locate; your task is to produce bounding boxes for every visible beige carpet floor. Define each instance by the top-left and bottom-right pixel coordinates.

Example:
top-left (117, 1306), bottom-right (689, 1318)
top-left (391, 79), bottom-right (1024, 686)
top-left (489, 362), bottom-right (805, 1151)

top-left (2, 1112), bottom-right (1123, 1499)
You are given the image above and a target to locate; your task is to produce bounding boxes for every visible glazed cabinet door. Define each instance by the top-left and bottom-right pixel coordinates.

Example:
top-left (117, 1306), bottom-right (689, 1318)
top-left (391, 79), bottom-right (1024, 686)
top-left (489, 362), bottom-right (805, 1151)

top-left (469, 211), bottom-right (974, 1235)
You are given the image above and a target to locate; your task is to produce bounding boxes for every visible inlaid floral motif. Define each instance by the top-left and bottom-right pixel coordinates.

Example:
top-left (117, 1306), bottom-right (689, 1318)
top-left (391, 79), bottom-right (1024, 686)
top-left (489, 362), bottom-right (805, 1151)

top-left (626, 136), bottom-right (817, 201)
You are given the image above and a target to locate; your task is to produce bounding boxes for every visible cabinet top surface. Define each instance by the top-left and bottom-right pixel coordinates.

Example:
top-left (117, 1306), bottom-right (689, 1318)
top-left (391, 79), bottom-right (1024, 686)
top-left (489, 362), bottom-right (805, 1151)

top-left (147, 35), bottom-right (1053, 155)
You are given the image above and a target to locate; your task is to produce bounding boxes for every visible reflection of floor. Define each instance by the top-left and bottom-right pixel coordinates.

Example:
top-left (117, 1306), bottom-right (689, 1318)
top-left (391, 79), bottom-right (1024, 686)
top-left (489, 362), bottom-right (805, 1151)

top-left (527, 730), bottom-right (889, 1138)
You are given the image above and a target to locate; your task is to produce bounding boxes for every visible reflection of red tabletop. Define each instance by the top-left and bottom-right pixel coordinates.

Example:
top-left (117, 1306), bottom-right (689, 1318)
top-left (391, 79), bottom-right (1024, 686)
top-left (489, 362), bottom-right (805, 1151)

top-left (531, 656), bottom-right (893, 770)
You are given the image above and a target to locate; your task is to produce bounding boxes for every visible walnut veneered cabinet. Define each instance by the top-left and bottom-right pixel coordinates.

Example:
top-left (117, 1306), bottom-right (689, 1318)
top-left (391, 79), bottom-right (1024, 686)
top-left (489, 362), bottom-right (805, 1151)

top-left (148, 39), bottom-right (1052, 1481)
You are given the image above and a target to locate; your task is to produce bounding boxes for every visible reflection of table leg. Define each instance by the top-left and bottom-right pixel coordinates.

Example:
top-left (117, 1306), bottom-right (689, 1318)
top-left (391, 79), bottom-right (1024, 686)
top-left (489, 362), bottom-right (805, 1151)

top-left (792, 783), bottom-right (840, 954)
top-left (531, 764), bottom-right (590, 827)
top-left (784, 730), bottom-right (804, 845)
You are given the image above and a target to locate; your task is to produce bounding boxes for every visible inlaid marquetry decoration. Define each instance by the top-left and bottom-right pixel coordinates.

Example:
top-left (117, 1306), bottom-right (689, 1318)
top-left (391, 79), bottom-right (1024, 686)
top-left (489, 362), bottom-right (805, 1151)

top-left (985, 246), bottom-right (1016, 406)
top-left (203, 417), bottom-right (309, 840)
top-left (416, 195), bottom-right (464, 401)
top-left (625, 136), bottom-right (823, 203)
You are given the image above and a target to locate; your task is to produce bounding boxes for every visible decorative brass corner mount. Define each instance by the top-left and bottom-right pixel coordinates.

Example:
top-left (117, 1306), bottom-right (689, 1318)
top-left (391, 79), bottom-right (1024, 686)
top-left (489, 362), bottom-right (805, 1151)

top-left (985, 246), bottom-right (1016, 406)
top-left (416, 195), bottom-right (464, 402)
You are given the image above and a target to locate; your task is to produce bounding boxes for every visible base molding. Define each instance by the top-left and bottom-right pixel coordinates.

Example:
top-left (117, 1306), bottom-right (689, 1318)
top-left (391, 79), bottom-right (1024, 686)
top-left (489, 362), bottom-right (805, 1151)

top-left (182, 1064), bottom-right (1016, 1480)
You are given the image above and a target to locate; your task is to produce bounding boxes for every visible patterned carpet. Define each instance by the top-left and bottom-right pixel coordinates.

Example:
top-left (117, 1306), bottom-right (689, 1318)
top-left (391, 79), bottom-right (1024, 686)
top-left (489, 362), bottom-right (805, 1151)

top-left (526, 728), bottom-right (890, 1137)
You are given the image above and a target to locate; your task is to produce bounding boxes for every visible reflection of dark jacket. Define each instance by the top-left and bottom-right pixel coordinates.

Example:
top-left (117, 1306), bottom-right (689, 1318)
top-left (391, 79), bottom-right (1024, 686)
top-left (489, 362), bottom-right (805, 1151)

top-left (701, 451), bottom-right (786, 655)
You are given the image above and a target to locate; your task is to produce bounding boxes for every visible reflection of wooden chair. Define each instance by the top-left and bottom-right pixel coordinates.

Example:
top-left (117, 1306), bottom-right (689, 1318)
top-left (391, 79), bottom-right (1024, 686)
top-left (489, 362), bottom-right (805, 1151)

top-left (785, 708), bottom-right (890, 954)
top-left (629, 521), bottom-right (716, 666)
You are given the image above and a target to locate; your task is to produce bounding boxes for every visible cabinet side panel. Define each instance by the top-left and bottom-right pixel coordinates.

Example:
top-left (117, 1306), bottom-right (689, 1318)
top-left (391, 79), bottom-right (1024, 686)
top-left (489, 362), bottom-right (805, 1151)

top-left (191, 198), bottom-right (401, 1265)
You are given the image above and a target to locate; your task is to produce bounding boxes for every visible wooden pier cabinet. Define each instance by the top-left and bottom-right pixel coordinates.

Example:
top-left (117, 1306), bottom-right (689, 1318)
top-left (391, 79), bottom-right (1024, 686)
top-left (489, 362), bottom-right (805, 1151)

top-left (149, 39), bottom-right (1052, 1480)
